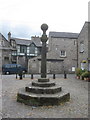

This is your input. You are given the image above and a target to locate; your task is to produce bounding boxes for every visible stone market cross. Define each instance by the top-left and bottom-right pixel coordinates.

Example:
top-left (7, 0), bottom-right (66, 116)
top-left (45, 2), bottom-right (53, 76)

top-left (17, 24), bottom-right (70, 106)
top-left (41, 23), bottom-right (48, 78)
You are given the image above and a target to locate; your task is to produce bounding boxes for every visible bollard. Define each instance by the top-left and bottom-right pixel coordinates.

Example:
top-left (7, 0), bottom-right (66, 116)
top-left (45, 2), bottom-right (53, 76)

top-left (31, 74), bottom-right (33, 79)
top-left (23, 74), bottom-right (25, 78)
top-left (64, 71), bottom-right (67, 79)
top-left (53, 74), bottom-right (55, 79)
top-left (18, 71), bottom-right (23, 80)
top-left (19, 74), bottom-right (23, 79)
top-left (22, 71), bottom-right (25, 78)
top-left (16, 73), bottom-right (18, 79)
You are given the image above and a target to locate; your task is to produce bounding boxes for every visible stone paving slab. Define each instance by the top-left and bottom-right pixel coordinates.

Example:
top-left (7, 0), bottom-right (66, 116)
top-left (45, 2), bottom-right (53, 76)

top-left (1, 74), bottom-right (89, 118)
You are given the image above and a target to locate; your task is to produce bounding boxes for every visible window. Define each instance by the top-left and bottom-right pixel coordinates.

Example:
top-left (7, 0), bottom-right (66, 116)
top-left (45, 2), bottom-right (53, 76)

top-left (29, 43), bottom-right (35, 55)
top-left (80, 42), bottom-right (84, 53)
top-left (12, 51), bottom-right (17, 55)
top-left (35, 48), bottom-right (38, 55)
top-left (10, 64), bottom-right (16, 68)
top-left (11, 40), bottom-right (16, 48)
top-left (74, 40), bottom-right (76, 45)
top-left (4, 57), bottom-right (9, 60)
top-left (20, 45), bottom-right (27, 53)
top-left (60, 50), bottom-right (66, 57)
top-left (17, 46), bottom-right (20, 53)
top-left (17, 64), bottom-right (21, 67)
top-left (27, 47), bottom-right (29, 54)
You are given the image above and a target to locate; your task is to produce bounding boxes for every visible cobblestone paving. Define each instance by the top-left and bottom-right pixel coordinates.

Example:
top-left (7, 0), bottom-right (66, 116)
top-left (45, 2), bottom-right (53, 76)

top-left (1, 74), bottom-right (88, 118)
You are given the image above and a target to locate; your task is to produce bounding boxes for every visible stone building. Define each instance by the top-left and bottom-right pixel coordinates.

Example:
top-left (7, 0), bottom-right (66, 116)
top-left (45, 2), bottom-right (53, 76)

top-left (47, 32), bottom-right (79, 73)
top-left (28, 32), bottom-right (79, 74)
top-left (78, 22), bottom-right (90, 71)
top-left (0, 33), bottom-right (15, 68)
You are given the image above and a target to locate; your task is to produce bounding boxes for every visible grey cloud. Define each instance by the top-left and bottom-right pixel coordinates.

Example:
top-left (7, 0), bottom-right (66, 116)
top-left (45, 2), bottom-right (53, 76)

top-left (0, 21), bottom-right (41, 39)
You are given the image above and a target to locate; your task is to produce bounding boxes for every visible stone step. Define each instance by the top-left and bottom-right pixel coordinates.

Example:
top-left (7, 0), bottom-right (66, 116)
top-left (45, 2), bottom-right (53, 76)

top-left (17, 88), bottom-right (70, 106)
top-left (32, 80), bottom-right (56, 87)
top-left (25, 84), bottom-right (62, 94)
top-left (38, 78), bottom-right (50, 82)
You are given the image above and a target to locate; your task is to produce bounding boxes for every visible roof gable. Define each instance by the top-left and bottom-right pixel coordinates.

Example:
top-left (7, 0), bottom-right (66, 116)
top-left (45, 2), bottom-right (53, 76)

top-left (29, 42), bottom-right (36, 47)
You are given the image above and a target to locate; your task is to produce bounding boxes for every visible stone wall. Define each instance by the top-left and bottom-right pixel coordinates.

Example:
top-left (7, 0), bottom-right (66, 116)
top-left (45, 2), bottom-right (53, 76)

top-left (0, 34), bottom-right (2, 73)
top-left (47, 61), bottom-right (64, 74)
top-left (2, 49), bottom-right (12, 65)
top-left (1, 34), bottom-right (12, 66)
top-left (78, 22), bottom-right (89, 70)
top-left (48, 37), bottom-right (77, 73)
top-left (28, 58), bottom-right (64, 74)
top-left (88, 22), bottom-right (90, 71)
top-left (17, 56), bottom-right (27, 67)
top-left (0, 49), bottom-right (2, 73)
top-left (28, 57), bottom-right (40, 73)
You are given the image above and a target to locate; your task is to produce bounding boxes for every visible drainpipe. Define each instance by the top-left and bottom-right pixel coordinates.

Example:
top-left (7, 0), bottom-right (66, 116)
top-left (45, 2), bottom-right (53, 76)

top-left (77, 39), bottom-right (78, 68)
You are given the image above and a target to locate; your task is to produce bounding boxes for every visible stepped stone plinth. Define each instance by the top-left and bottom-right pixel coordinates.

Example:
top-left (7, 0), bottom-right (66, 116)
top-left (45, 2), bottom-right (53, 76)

top-left (17, 78), bottom-right (70, 106)
top-left (17, 23), bottom-right (70, 106)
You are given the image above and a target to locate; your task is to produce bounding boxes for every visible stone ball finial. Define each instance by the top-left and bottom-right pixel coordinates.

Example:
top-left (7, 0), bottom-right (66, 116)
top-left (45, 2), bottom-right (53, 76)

top-left (41, 23), bottom-right (48, 33)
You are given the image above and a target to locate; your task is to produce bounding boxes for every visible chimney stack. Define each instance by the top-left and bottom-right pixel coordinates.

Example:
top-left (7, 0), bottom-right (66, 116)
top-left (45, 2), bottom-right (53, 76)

top-left (8, 32), bottom-right (11, 41)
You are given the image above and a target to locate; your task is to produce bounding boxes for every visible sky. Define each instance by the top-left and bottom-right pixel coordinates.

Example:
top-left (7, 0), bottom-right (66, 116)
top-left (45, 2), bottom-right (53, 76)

top-left (0, 0), bottom-right (89, 40)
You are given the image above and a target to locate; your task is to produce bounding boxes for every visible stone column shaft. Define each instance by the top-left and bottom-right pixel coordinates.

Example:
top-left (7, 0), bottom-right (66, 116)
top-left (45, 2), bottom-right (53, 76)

top-left (41, 41), bottom-right (47, 78)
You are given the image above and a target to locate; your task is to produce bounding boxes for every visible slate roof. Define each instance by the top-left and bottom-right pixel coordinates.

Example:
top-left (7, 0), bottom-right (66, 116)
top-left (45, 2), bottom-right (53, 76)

top-left (11, 37), bottom-right (42, 47)
top-left (31, 37), bottom-right (42, 47)
top-left (49, 32), bottom-right (79, 39)
top-left (0, 33), bottom-right (16, 50)
top-left (0, 33), bottom-right (9, 42)
top-left (11, 38), bottom-right (31, 45)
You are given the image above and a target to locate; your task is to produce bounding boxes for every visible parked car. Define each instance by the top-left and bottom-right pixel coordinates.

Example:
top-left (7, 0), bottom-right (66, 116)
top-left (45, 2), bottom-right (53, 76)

top-left (2, 64), bottom-right (27, 75)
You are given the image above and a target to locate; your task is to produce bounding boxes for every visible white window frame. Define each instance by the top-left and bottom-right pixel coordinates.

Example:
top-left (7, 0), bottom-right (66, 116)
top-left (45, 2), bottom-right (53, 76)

top-left (60, 50), bottom-right (66, 57)
top-left (80, 43), bottom-right (84, 53)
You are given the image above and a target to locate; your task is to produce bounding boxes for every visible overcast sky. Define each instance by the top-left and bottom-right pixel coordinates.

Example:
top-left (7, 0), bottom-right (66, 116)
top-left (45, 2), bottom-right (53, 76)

top-left (0, 0), bottom-right (89, 39)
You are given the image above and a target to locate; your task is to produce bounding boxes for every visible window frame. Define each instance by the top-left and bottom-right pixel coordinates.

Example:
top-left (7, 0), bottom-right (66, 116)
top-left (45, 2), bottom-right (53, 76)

top-left (20, 45), bottom-right (27, 53)
top-left (60, 50), bottom-right (66, 57)
top-left (80, 41), bottom-right (84, 53)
